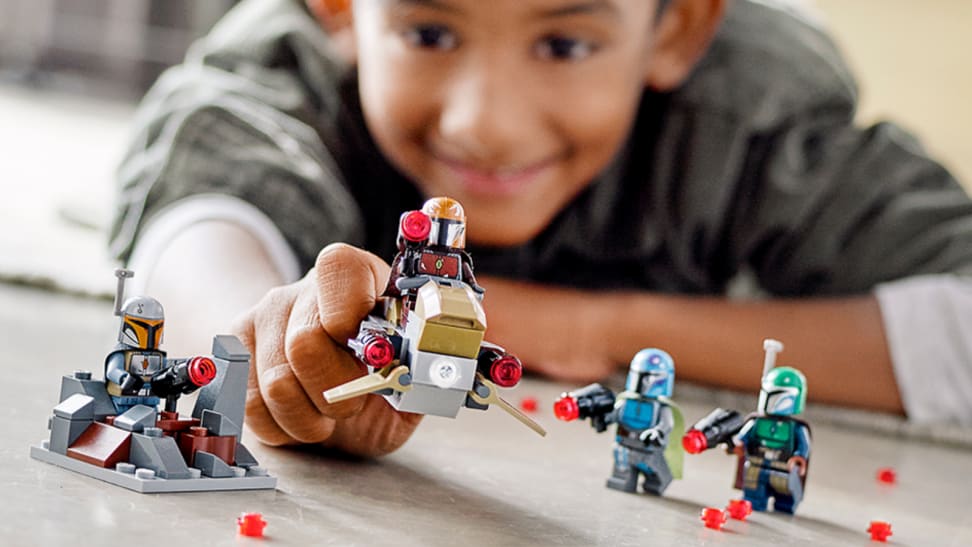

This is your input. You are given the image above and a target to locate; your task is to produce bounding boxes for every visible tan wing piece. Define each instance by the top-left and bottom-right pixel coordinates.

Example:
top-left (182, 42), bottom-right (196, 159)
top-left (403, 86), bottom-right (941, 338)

top-left (468, 374), bottom-right (547, 437)
top-left (323, 365), bottom-right (412, 404)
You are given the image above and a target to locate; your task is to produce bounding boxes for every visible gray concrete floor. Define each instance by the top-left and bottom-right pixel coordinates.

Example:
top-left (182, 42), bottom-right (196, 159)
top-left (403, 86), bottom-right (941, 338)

top-left (2, 282), bottom-right (970, 546)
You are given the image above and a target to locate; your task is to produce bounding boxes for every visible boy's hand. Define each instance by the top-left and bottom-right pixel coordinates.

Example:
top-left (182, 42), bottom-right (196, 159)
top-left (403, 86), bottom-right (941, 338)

top-left (232, 243), bottom-right (422, 457)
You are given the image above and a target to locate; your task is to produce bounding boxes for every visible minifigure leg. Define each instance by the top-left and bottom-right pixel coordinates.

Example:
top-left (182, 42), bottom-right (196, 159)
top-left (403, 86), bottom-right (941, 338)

top-left (638, 460), bottom-right (673, 496)
top-left (606, 446), bottom-right (639, 493)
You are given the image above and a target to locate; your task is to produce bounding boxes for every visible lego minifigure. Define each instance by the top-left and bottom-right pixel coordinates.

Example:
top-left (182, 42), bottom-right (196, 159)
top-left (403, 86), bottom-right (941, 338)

top-left (683, 339), bottom-right (812, 514)
top-left (553, 349), bottom-right (685, 495)
top-left (324, 197), bottom-right (545, 436)
top-left (105, 270), bottom-right (216, 414)
top-left (29, 270), bottom-right (276, 493)
top-left (384, 196), bottom-right (483, 303)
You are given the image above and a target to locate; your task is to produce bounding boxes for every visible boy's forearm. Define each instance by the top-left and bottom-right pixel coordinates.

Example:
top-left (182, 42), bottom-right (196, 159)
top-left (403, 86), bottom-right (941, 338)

top-left (479, 275), bottom-right (903, 415)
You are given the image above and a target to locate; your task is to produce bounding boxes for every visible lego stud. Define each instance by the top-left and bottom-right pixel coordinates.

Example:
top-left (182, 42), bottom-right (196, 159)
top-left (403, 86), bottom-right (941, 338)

top-left (401, 210), bottom-right (432, 242)
top-left (876, 467), bottom-right (897, 485)
top-left (237, 512), bottom-right (267, 538)
top-left (430, 358), bottom-right (460, 388)
top-left (489, 355), bottom-right (522, 387)
top-left (519, 396), bottom-right (538, 413)
top-left (363, 337), bottom-right (394, 368)
top-left (867, 520), bottom-right (892, 542)
top-left (552, 394), bottom-right (580, 421)
top-left (726, 499), bottom-right (752, 521)
top-left (681, 429), bottom-right (708, 454)
top-left (700, 507), bottom-right (728, 530)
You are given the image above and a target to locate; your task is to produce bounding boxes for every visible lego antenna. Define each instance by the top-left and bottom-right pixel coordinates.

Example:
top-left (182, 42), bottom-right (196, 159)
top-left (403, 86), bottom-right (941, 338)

top-left (113, 268), bottom-right (134, 317)
top-left (761, 338), bottom-right (784, 380)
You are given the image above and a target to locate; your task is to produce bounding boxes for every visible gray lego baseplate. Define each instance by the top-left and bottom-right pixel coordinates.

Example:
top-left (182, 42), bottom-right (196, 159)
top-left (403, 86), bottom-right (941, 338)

top-left (30, 443), bottom-right (277, 493)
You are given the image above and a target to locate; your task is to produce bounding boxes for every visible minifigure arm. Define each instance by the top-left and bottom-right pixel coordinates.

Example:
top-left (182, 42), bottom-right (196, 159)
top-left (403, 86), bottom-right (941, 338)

top-left (477, 276), bottom-right (904, 415)
top-left (104, 352), bottom-right (129, 386)
top-left (730, 418), bottom-right (754, 451)
top-left (461, 255), bottom-right (485, 295)
top-left (793, 424), bottom-right (811, 460)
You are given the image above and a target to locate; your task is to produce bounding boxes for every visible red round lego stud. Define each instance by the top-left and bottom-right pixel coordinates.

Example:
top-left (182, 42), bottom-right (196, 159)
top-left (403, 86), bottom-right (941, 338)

top-left (187, 356), bottom-right (217, 386)
top-left (553, 395), bottom-right (580, 421)
top-left (237, 512), bottom-right (267, 538)
top-left (876, 467), bottom-right (897, 485)
top-left (363, 337), bottom-right (394, 368)
top-left (401, 211), bottom-right (431, 242)
top-left (489, 355), bottom-right (522, 387)
top-left (681, 429), bottom-right (708, 454)
top-left (519, 396), bottom-right (538, 413)
top-left (700, 507), bottom-right (728, 530)
top-left (726, 499), bottom-right (752, 521)
top-left (867, 520), bottom-right (892, 542)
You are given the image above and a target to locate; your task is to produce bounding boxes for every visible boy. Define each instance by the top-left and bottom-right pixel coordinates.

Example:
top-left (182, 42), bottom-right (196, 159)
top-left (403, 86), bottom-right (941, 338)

top-left (110, 0), bottom-right (972, 456)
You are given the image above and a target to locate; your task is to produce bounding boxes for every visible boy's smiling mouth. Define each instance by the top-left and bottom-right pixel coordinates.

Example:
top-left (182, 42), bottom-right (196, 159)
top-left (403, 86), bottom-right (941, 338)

top-left (431, 151), bottom-right (562, 197)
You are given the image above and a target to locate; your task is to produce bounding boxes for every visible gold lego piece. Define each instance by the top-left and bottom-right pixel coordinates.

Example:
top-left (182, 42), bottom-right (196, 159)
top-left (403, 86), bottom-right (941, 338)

top-left (323, 365), bottom-right (412, 404)
top-left (468, 374), bottom-right (547, 437)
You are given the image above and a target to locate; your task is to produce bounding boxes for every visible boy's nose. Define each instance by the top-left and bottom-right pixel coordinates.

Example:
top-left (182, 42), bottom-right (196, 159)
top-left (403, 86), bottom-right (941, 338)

top-left (436, 63), bottom-right (534, 165)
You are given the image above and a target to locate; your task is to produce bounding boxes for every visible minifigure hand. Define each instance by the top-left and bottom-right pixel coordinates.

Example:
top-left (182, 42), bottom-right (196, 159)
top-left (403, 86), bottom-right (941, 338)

top-left (787, 455), bottom-right (808, 477)
top-left (119, 372), bottom-right (140, 392)
top-left (639, 428), bottom-right (665, 446)
top-left (731, 443), bottom-right (745, 457)
top-left (233, 243), bottom-right (423, 457)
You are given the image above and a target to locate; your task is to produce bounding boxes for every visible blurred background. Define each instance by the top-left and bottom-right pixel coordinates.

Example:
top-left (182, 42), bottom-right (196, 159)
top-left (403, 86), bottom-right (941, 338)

top-left (0, 0), bottom-right (970, 297)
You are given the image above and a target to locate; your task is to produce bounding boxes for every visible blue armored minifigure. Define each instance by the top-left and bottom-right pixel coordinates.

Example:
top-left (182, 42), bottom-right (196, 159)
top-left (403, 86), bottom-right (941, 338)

top-left (554, 349), bottom-right (685, 495)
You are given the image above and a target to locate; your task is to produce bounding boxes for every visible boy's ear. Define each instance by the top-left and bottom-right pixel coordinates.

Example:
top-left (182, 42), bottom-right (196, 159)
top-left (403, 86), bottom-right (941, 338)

top-left (306, 0), bottom-right (356, 64)
top-left (645, 0), bottom-right (727, 91)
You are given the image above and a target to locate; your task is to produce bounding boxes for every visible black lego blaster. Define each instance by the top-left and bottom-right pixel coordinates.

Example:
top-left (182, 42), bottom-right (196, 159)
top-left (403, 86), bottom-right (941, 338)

top-left (554, 383), bottom-right (616, 432)
top-left (682, 408), bottom-right (747, 454)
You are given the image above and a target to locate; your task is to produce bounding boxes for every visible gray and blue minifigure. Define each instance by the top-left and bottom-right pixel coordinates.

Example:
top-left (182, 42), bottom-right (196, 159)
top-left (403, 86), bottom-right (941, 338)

top-left (105, 269), bottom-right (216, 415)
top-left (554, 349), bottom-right (685, 495)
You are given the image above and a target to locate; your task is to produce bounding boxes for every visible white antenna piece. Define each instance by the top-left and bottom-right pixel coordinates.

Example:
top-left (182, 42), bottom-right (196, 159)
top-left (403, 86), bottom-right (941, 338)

top-left (762, 338), bottom-right (784, 380)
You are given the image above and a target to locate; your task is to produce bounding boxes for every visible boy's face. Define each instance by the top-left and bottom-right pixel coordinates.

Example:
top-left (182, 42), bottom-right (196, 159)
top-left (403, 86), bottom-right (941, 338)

top-left (350, 0), bottom-right (703, 246)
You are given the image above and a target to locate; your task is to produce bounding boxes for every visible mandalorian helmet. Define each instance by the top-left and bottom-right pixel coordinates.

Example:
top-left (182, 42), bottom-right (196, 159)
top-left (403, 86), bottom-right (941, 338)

top-left (758, 366), bottom-right (807, 416)
top-left (422, 197), bottom-right (467, 248)
top-left (118, 296), bottom-right (165, 350)
top-left (625, 348), bottom-right (675, 398)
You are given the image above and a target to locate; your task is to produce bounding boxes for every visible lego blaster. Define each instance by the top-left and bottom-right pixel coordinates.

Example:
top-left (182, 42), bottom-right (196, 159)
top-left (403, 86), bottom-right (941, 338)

top-left (681, 408), bottom-right (747, 454)
top-left (151, 356), bottom-right (218, 412)
top-left (553, 383), bottom-right (616, 432)
top-left (348, 326), bottom-right (399, 369)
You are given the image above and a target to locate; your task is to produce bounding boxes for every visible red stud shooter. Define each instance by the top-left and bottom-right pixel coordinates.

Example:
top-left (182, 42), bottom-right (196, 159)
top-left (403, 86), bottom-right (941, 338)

top-left (876, 467), bottom-right (897, 485)
top-left (726, 499), bottom-right (752, 521)
top-left (238, 512), bottom-right (267, 538)
top-left (867, 520), bottom-right (892, 542)
top-left (700, 507), bottom-right (728, 530)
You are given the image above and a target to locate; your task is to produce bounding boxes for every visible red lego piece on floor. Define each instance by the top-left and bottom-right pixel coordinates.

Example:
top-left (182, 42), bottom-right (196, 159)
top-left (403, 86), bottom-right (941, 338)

top-left (238, 513), bottom-right (267, 537)
top-left (867, 520), bottom-right (893, 542)
top-left (726, 499), bottom-right (752, 520)
top-left (67, 422), bottom-right (132, 468)
top-left (876, 467), bottom-right (897, 484)
top-left (519, 396), bottom-right (538, 413)
top-left (700, 507), bottom-right (728, 530)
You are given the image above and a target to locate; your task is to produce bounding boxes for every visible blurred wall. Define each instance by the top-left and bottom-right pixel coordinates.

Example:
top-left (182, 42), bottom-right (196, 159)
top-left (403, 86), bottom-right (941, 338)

top-left (0, 0), bottom-right (236, 97)
top-left (816, 0), bottom-right (972, 191)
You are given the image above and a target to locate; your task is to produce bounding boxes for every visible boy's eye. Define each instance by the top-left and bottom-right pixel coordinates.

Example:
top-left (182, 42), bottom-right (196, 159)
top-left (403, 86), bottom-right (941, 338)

top-left (402, 24), bottom-right (458, 51)
top-left (535, 35), bottom-right (597, 61)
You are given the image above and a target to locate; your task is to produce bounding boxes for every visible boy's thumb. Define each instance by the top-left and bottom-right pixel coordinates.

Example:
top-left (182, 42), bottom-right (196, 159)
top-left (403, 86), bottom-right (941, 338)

top-left (314, 243), bottom-right (391, 342)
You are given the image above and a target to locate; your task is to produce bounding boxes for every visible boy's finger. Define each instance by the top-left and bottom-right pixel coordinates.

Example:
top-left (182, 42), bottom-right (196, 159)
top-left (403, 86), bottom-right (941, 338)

top-left (248, 284), bottom-right (335, 443)
top-left (285, 280), bottom-right (367, 418)
top-left (324, 395), bottom-right (423, 457)
top-left (232, 309), bottom-right (296, 446)
top-left (314, 243), bottom-right (391, 342)
top-left (257, 362), bottom-right (337, 443)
